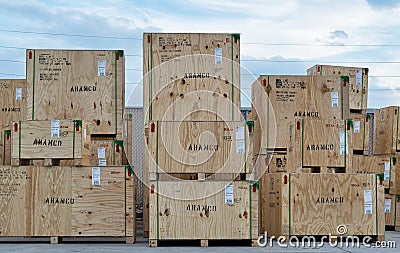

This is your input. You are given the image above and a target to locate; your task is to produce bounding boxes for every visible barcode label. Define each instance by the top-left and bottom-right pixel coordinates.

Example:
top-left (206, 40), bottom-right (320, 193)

top-left (92, 167), bottom-right (100, 186)
top-left (51, 120), bottom-right (60, 138)
top-left (225, 185), bottom-right (234, 205)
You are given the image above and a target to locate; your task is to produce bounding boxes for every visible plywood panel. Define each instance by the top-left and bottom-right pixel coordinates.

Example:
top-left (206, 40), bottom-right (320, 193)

top-left (307, 65), bottom-right (368, 111)
top-left (26, 50), bottom-right (124, 136)
top-left (143, 33), bottom-right (241, 122)
top-left (251, 75), bottom-right (349, 153)
top-left (261, 173), bottom-right (383, 237)
top-left (373, 106), bottom-right (400, 155)
top-left (350, 112), bottom-right (370, 153)
top-left (0, 130), bottom-right (11, 165)
top-left (0, 79), bottom-right (27, 129)
top-left (294, 119), bottom-right (353, 168)
top-left (147, 121), bottom-right (253, 175)
top-left (385, 194), bottom-right (396, 226)
top-left (149, 180), bottom-right (258, 240)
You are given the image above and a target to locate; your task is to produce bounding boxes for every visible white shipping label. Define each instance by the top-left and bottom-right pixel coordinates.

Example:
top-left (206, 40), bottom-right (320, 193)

top-left (385, 199), bottom-right (391, 213)
top-left (51, 120), bottom-right (60, 138)
top-left (92, 167), bottom-right (101, 186)
top-left (84, 129), bottom-right (87, 142)
top-left (354, 121), bottom-right (360, 133)
top-left (384, 170), bottom-right (390, 181)
top-left (339, 131), bottom-right (348, 155)
top-left (225, 185), bottom-right (234, 205)
top-left (236, 126), bottom-right (245, 140)
top-left (384, 161), bottom-right (391, 180)
top-left (331, 92), bottom-right (339, 107)
top-left (356, 69), bottom-right (363, 86)
top-left (214, 48), bottom-right (222, 65)
top-left (98, 147), bottom-right (106, 159)
top-left (98, 60), bottom-right (106, 76)
top-left (99, 160), bottom-right (107, 166)
top-left (364, 190), bottom-right (373, 215)
top-left (236, 140), bottom-right (245, 154)
top-left (16, 88), bottom-right (22, 100)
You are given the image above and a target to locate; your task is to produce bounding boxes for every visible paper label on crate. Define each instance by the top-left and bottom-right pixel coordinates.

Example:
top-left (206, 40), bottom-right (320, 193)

top-left (356, 69), bottom-right (363, 86)
top-left (354, 121), bottom-right (360, 133)
top-left (225, 185), bottom-right (234, 205)
top-left (51, 120), bottom-right (60, 138)
top-left (331, 92), bottom-right (339, 107)
top-left (99, 160), bottom-right (106, 166)
top-left (92, 167), bottom-right (100, 186)
top-left (364, 190), bottom-right (373, 215)
top-left (339, 131), bottom-right (348, 155)
top-left (384, 161), bottom-right (391, 180)
top-left (236, 127), bottom-right (245, 154)
top-left (214, 48), bottom-right (222, 65)
top-left (98, 147), bottom-right (106, 159)
top-left (98, 60), bottom-right (106, 76)
top-left (236, 126), bottom-right (245, 140)
top-left (385, 199), bottom-right (391, 213)
top-left (16, 88), bottom-right (22, 100)
top-left (84, 129), bottom-right (87, 142)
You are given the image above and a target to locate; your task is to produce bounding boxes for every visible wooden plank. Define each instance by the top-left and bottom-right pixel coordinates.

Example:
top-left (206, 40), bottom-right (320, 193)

top-left (143, 33), bottom-right (241, 122)
top-left (252, 75), bottom-right (350, 153)
top-left (0, 166), bottom-right (134, 239)
top-left (26, 50), bottom-right (124, 136)
top-left (147, 121), bottom-right (253, 175)
top-left (350, 112), bottom-right (370, 153)
top-left (123, 112), bottom-right (133, 165)
top-left (307, 65), bottom-right (368, 111)
top-left (395, 195), bottom-right (400, 231)
top-left (149, 180), bottom-right (258, 240)
top-left (0, 130), bottom-right (11, 165)
top-left (373, 106), bottom-right (400, 155)
top-left (0, 79), bottom-right (27, 129)
top-left (261, 173), bottom-right (384, 237)
top-left (294, 119), bottom-right (353, 169)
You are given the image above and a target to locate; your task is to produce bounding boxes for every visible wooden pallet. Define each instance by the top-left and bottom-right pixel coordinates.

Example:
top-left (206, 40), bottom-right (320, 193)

top-left (149, 239), bottom-right (258, 247)
top-left (149, 172), bottom-right (252, 181)
top-left (0, 236), bottom-right (134, 244)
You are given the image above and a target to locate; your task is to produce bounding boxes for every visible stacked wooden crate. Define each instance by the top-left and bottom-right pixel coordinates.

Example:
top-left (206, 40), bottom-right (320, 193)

top-left (0, 50), bottom-right (135, 243)
top-left (252, 65), bottom-right (385, 240)
top-left (143, 33), bottom-right (259, 247)
top-left (370, 106), bottom-right (400, 231)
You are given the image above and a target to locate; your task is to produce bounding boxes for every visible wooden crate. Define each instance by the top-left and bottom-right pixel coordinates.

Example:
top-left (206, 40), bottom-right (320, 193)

top-left (143, 33), bottom-right (241, 122)
top-left (373, 106), bottom-right (400, 155)
top-left (385, 194), bottom-right (396, 227)
top-left (0, 79), bottom-right (27, 129)
top-left (123, 112), bottom-right (133, 166)
top-left (260, 173), bottom-right (384, 239)
top-left (294, 119), bottom-right (353, 170)
top-left (0, 130), bottom-right (11, 165)
top-left (26, 50), bottom-right (125, 137)
top-left (147, 121), bottom-right (254, 175)
top-left (350, 112), bottom-right (370, 154)
top-left (149, 180), bottom-right (258, 246)
top-left (0, 165), bottom-right (135, 242)
top-left (307, 65), bottom-right (368, 111)
top-left (251, 75), bottom-right (349, 154)
top-left (11, 120), bottom-right (125, 166)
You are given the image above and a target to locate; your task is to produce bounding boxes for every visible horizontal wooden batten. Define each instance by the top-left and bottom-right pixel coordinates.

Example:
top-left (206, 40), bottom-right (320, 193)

top-left (26, 49), bottom-right (125, 136)
top-left (0, 165), bottom-right (135, 241)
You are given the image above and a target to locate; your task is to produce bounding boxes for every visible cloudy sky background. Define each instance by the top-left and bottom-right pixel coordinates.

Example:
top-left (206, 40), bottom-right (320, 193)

top-left (0, 0), bottom-right (399, 108)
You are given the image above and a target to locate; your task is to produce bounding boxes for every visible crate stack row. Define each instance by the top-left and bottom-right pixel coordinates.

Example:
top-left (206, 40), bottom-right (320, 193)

top-left (143, 33), bottom-right (259, 247)
top-left (252, 65), bottom-right (386, 240)
top-left (352, 105), bottom-right (400, 231)
top-left (0, 50), bottom-right (135, 243)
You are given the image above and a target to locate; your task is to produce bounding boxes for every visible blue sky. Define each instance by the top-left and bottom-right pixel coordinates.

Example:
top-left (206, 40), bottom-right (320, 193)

top-left (0, 0), bottom-right (399, 108)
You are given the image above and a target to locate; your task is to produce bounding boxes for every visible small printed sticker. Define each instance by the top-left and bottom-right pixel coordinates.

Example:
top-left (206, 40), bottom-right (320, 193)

top-left (385, 199), bottom-right (391, 213)
top-left (354, 121), bottom-right (360, 133)
top-left (51, 120), bottom-right (60, 138)
top-left (225, 185), bottom-right (234, 205)
top-left (98, 147), bottom-right (106, 159)
top-left (215, 48), bottom-right (222, 65)
top-left (356, 69), bottom-right (363, 86)
top-left (16, 88), bottom-right (22, 100)
top-left (92, 167), bottom-right (100, 186)
top-left (84, 129), bottom-right (87, 142)
top-left (364, 190), bottom-right (373, 215)
top-left (331, 92), bottom-right (339, 108)
top-left (98, 60), bottom-right (106, 76)
top-left (99, 160), bottom-right (106, 166)
top-left (236, 127), bottom-right (245, 154)
top-left (339, 131), bottom-right (348, 155)
top-left (384, 170), bottom-right (390, 181)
